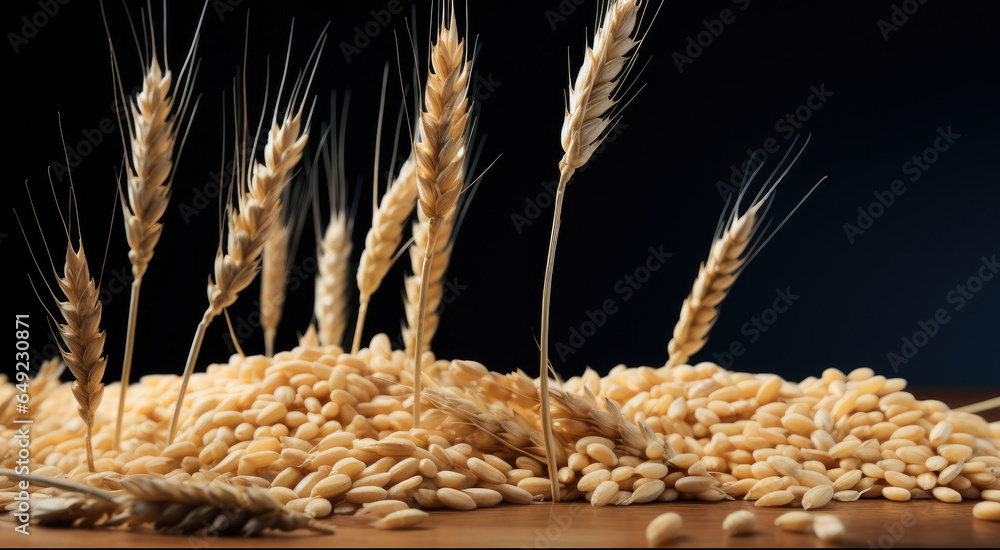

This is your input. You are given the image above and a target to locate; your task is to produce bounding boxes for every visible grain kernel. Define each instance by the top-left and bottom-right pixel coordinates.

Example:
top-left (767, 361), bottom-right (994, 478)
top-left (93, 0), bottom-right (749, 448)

top-left (931, 486), bottom-right (962, 503)
top-left (813, 514), bottom-right (844, 542)
top-left (802, 485), bottom-right (834, 510)
top-left (721, 510), bottom-right (756, 535)
top-left (374, 508), bottom-right (429, 529)
top-left (882, 486), bottom-right (911, 501)
top-left (754, 489), bottom-right (794, 507)
top-left (973, 501), bottom-right (1000, 521)
top-left (775, 511), bottom-right (813, 532)
top-left (646, 512), bottom-right (683, 546)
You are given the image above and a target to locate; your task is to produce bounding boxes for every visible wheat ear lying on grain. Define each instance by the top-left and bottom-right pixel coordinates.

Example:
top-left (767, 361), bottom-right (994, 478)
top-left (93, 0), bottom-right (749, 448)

top-left (352, 153), bottom-right (418, 353)
top-left (53, 239), bottom-right (108, 473)
top-left (539, 0), bottom-right (642, 502)
top-left (403, 213), bottom-right (453, 356)
top-left (410, 9), bottom-right (472, 429)
top-left (0, 469), bottom-right (335, 536)
top-left (105, 3), bottom-right (206, 453)
top-left (665, 136), bottom-right (820, 368)
top-left (167, 108), bottom-right (309, 445)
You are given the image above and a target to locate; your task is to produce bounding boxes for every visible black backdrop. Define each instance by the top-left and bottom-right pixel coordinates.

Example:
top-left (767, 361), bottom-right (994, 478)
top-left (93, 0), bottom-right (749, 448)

top-left (4, 0), bottom-right (999, 388)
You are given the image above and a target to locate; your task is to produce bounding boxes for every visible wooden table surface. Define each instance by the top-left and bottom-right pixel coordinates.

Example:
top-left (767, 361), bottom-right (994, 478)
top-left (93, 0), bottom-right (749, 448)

top-left (5, 388), bottom-right (999, 548)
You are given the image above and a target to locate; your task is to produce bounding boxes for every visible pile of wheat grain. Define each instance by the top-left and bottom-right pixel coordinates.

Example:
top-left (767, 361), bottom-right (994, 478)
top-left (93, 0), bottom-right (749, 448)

top-left (2, 335), bottom-right (999, 529)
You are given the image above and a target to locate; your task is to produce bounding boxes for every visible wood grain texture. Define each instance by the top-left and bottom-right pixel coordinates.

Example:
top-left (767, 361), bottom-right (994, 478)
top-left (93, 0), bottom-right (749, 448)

top-left (7, 388), bottom-right (998, 548)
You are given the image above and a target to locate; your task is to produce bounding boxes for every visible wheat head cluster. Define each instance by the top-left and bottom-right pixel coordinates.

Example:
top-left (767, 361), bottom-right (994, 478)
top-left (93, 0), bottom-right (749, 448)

top-left (2, 0), bottom-right (1000, 540)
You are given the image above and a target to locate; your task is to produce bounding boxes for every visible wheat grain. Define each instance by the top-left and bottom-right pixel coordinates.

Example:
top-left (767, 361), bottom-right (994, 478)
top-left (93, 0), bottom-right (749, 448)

top-left (410, 7), bottom-right (473, 432)
top-left (721, 510), bottom-right (756, 535)
top-left (353, 154), bottom-right (418, 353)
top-left (646, 512), bottom-right (683, 545)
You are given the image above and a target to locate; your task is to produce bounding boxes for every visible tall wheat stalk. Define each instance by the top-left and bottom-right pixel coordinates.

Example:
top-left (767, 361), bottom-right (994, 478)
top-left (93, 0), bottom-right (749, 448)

top-left (538, 0), bottom-right (643, 501)
top-left (106, 4), bottom-right (206, 452)
top-left (166, 25), bottom-right (327, 443)
top-left (410, 7), bottom-right (472, 429)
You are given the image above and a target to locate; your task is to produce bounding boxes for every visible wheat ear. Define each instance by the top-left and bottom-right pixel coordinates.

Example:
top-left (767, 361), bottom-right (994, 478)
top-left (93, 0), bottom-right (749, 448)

top-left (410, 8), bottom-right (472, 429)
top-left (0, 469), bottom-right (335, 536)
top-left (315, 207), bottom-right (353, 348)
top-left (352, 154), bottom-right (418, 353)
top-left (403, 213), bottom-right (453, 355)
top-left (538, 0), bottom-right (642, 501)
top-left (261, 222), bottom-right (290, 357)
top-left (54, 239), bottom-right (108, 473)
top-left (104, 2), bottom-right (206, 453)
top-left (665, 137), bottom-right (819, 368)
top-left (167, 109), bottom-right (308, 444)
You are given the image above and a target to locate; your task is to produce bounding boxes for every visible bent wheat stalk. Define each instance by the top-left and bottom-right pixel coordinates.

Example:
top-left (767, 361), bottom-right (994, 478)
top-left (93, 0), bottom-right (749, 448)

top-left (410, 8), bottom-right (472, 429)
top-left (106, 3), bottom-right (207, 452)
top-left (166, 24), bottom-right (327, 442)
top-left (539, 0), bottom-right (643, 501)
top-left (665, 136), bottom-right (821, 367)
top-left (353, 153), bottom-right (417, 353)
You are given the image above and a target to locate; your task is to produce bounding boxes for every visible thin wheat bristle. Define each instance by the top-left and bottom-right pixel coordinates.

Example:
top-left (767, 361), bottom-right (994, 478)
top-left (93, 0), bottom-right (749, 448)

top-left (353, 154), bottom-right (418, 352)
top-left (410, 8), bottom-right (473, 429)
top-left (55, 240), bottom-right (107, 473)
top-left (316, 210), bottom-right (353, 348)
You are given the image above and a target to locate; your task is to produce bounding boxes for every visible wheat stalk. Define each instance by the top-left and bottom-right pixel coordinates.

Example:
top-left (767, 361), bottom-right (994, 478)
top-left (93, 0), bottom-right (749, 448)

top-left (104, 2), bottom-right (206, 453)
top-left (538, 0), bottom-right (642, 501)
top-left (0, 469), bottom-right (335, 536)
top-left (352, 154), bottom-right (418, 353)
top-left (167, 108), bottom-right (308, 445)
top-left (403, 213), bottom-right (453, 355)
top-left (410, 7), bottom-right (472, 429)
top-left (53, 239), bottom-right (108, 473)
top-left (665, 137), bottom-right (819, 368)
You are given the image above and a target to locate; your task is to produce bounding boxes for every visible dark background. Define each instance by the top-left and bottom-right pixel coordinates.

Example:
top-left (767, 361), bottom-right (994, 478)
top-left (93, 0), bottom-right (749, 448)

top-left (3, 0), bottom-right (999, 388)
